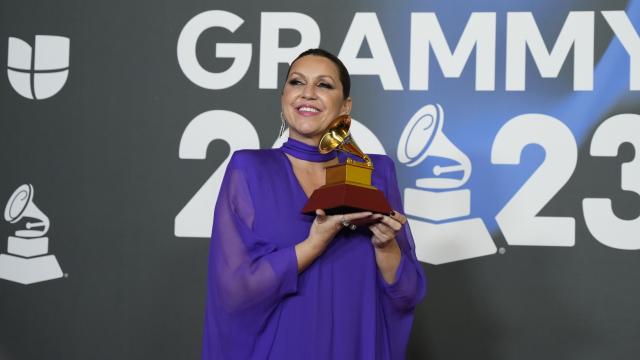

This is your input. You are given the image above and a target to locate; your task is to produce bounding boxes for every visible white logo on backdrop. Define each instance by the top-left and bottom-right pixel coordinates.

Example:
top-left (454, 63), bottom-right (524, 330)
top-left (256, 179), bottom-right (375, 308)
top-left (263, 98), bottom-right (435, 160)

top-left (397, 104), bottom-right (496, 264)
top-left (7, 35), bottom-right (70, 100)
top-left (0, 184), bottom-right (63, 284)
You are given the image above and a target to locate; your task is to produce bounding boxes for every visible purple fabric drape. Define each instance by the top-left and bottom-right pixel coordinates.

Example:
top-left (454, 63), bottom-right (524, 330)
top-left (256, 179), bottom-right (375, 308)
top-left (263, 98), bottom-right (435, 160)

top-left (281, 137), bottom-right (337, 162)
top-left (203, 146), bottom-right (426, 360)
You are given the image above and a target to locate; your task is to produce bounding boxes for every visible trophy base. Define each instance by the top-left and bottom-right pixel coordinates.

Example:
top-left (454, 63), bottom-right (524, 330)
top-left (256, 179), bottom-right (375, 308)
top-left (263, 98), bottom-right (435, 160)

top-left (302, 183), bottom-right (392, 219)
top-left (0, 253), bottom-right (63, 285)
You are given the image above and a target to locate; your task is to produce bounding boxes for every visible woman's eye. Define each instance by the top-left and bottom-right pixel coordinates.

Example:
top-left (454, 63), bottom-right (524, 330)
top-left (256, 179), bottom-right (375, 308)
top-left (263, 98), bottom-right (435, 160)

top-left (288, 79), bottom-right (303, 86)
top-left (318, 82), bottom-right (334, 89)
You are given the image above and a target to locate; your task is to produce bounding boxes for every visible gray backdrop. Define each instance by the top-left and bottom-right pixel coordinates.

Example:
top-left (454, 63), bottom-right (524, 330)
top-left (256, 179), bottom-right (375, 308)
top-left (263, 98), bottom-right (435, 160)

top-left (2, 0), bottom-right (640, 359)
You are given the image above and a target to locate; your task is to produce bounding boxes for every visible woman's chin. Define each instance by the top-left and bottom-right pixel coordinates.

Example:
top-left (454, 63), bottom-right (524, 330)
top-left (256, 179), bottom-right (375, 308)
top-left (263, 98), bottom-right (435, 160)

top-left (290, 126), bottom-right (325, 138)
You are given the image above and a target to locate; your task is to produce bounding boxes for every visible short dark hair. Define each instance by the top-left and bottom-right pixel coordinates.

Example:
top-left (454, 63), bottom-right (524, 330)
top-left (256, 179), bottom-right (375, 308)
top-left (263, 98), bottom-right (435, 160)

top-left (284, 48), bottom-right (351, 99)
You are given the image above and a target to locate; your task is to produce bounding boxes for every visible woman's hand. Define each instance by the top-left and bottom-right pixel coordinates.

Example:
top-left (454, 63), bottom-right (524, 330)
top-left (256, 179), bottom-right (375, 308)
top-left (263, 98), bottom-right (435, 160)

top-left (369, 210), bottom-right (407, 249)
top-left (309, 209), bottom-right (373, 248)
top-left (296, 209), bottom-right (373, 273)
top-left (370, 210), bottom-right (407, 284)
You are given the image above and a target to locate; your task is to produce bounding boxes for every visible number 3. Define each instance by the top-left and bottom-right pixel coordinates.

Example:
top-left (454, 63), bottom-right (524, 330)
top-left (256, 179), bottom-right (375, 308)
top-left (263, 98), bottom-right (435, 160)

top-left (583, 114), bottom-right (640, 250)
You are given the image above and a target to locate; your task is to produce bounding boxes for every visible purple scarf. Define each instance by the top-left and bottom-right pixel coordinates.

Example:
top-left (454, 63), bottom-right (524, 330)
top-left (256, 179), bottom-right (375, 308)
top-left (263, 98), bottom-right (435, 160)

top-left (280, 137), bottom-right (337, 162)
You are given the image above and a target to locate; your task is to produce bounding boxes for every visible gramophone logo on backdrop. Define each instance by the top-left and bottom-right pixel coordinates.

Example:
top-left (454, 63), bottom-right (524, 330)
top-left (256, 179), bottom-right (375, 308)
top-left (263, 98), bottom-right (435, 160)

top-left (398, 104), bottom-right (497, 264)
top-left (0, 184), bottom-right (63, 284)
top-left (6, 35), bottom-right (70, 100)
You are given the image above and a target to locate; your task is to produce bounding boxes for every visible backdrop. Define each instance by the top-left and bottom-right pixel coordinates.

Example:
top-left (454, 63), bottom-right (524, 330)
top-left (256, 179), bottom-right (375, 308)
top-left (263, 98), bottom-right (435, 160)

top-left (1, 0), bottom-right (640, 359)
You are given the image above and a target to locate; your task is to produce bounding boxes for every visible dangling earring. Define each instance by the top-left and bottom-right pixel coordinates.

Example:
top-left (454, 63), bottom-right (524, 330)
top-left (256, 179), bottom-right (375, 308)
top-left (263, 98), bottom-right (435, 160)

top-left (278, 112), bottom-right (288, 138)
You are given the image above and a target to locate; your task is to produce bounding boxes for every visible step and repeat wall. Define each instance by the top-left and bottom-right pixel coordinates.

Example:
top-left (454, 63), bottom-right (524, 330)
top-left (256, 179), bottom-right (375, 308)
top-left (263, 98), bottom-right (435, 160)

top-left (2, 0), bottom-right (640, 359)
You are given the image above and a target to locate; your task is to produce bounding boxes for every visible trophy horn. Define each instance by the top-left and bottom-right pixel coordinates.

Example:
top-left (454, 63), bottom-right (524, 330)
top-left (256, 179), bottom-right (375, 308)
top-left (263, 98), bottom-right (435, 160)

top-left (319, 114), bottom-right (372, 168)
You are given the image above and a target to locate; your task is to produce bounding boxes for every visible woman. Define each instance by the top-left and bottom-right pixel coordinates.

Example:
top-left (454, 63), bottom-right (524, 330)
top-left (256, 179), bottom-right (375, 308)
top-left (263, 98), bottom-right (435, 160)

top-left (203, 49), bottom-right (426, 359)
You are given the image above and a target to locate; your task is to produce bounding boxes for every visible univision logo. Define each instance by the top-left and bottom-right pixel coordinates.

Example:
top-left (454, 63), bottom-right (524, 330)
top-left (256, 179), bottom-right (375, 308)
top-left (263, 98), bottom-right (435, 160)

top-left (7, 35), bottom-right (70, 100)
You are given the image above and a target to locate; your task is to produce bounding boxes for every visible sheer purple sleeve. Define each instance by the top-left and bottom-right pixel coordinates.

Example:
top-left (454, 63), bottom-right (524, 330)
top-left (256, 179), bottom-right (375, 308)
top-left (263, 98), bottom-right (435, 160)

top-left (202, 152), bottom-right (298, 359)
top-left (374, 156), bottom-right (427, 359)
top-left (377, 155), bottom-right (427, 310)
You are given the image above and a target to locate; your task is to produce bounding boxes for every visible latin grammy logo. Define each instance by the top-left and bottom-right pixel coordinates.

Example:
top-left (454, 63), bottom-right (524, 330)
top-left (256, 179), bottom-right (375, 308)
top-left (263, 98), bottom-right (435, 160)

top-left (397, 104), bottom-right (496, 264)
top-left (0, 184), bottom-right (63, 284)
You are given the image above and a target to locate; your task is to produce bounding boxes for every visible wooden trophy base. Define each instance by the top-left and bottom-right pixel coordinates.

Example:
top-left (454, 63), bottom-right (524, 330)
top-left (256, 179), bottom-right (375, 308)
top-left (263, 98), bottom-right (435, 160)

top-left (302, 182), bottom-right (392, 215)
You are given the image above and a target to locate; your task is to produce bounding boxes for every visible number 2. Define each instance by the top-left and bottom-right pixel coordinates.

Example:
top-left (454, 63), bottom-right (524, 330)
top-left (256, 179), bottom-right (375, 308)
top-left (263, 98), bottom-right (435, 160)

top-left (491, 114), bottom-right (577, 246)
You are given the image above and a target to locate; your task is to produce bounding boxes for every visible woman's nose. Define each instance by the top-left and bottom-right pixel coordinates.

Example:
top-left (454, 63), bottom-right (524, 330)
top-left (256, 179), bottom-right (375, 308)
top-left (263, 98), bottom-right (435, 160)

top-left (301, 83), bottom-right (317, 99)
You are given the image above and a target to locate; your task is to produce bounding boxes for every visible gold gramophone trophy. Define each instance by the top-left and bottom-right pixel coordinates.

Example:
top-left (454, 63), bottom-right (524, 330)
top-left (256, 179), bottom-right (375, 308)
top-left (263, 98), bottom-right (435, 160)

top-left (301, 115), bottom-right (392, 222)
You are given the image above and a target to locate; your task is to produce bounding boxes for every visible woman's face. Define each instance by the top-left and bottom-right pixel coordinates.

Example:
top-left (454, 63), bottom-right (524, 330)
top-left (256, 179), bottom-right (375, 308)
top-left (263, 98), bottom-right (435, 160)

top-left (281, 55), bottom-right (352, 145)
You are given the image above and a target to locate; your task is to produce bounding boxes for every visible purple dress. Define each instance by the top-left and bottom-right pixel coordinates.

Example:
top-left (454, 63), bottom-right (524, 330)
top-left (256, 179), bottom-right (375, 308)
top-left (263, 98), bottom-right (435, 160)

top-left (202, 145), bottom-right (426, 360)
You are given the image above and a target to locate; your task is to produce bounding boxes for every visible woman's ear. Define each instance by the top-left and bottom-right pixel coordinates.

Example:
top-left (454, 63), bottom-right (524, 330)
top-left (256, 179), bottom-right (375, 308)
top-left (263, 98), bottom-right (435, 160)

top-left (341, 97), bottom-right (353, 115)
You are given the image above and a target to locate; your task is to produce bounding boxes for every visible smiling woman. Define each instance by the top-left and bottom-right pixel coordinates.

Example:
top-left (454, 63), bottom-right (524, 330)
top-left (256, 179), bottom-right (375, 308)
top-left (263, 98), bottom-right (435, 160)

top-left (202, 48), bottom-right (426, 360)
top-left (281, 49), bottom-right (352, 144)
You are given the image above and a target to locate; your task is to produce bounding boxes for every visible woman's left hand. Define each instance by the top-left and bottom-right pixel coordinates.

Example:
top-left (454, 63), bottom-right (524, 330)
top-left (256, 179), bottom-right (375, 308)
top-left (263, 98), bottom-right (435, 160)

top-left (369, 210), bottom-right (407, 249)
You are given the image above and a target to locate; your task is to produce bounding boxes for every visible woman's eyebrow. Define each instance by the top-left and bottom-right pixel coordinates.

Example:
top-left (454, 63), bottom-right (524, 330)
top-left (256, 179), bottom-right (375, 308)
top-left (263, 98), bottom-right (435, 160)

top-left (288, 71), bottom-right (306, 79)
top-left (289, 72), bottom-right (335, 82)
top-left (316, 75), bottom-right (336, 82)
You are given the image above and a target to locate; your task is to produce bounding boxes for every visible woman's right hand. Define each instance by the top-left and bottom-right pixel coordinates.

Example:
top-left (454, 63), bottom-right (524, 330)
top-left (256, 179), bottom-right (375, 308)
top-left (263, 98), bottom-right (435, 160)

top-left (308, 209), bottom-right (373, 249)
top-left (295, 209), bottom-right (373, 273)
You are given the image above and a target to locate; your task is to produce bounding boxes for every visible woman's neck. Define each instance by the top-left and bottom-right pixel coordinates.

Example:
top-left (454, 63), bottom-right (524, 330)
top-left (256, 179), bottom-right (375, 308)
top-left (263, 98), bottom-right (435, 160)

top-left (287, 133), bottom-right (321, 147)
